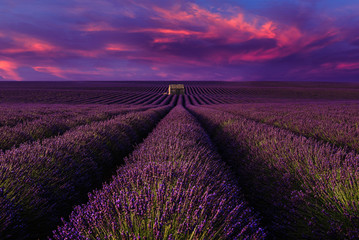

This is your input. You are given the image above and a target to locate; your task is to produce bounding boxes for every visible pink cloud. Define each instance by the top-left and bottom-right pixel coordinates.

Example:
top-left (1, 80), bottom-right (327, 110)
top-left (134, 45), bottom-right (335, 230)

top-left (229, 49), bottom-right (283, 62)
top-left (133, 28), bottom-right (199, 36)
top-left (153, 38), bottom-right (175, 43)
top-left (78, 22), bottom-right (119, 32)
top-left (33, 66), bottom-right (67, 78)
top-left (320, 62), bottom-right (359, 71)
top-left (0, 60), bottom-right (22, 81)
top-left (147, 3), bottom-right (335, 63)
top-left (151, 4), bottom-right (292, 43)
top-left (0, 34), bottom-right (57, 54)
top-left (105, 43), bottom-right (135, 51)
top-left (32, 66), bottom-right (114, 79)
top-left (336, 62), bottom-right (359, 70)
top-left (0, 31), bottom-right (106, 59)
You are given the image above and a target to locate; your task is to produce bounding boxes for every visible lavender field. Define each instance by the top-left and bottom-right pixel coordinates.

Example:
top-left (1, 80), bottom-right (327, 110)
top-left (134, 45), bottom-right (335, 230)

top-left (0, 82), bottom-right (358, 240)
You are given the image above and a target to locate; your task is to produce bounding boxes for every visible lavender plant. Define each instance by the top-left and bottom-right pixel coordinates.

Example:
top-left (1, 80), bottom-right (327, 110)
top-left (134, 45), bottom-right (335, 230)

top-left (0, 105), bottom-right (151, 151)
top-left (0, 104), bottom-right (72, 127)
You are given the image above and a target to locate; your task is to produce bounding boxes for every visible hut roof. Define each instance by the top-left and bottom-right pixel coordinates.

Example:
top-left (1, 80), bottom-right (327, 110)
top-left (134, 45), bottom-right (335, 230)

top-left (169, 84), bottom-right (184, 89)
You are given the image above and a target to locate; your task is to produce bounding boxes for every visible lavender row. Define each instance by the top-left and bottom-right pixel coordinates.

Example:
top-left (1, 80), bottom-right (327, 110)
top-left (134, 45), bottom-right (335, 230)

top-left (0, 85), bottom-right (167, 104)
top-left (209, 102), bottom-right (359, 152)
top-left (0, 104), bottom-right (150, 151)
top-left (0, 89), bottom-right (171, 105)
top-left (185, 85), bottom-right (359, 100)
top-left (0, 106), bottom-right (170, 239)
top-left (0, 103), bottom-right (143, 128)
top-left (189, 106), bottom-right (359, 239)
top-left (52, 106), bottom-right (265, 240)
top-left (0, 104), bottom-right (84, 128)
top-left (81, 93), bottom-right (174, 106)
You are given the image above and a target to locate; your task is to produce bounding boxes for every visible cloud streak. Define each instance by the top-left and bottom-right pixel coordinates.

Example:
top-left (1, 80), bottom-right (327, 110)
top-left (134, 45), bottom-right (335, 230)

top-left (0, 60), bottom-right (21, 81)
top-left (0, 0), bottom-right (358, 81)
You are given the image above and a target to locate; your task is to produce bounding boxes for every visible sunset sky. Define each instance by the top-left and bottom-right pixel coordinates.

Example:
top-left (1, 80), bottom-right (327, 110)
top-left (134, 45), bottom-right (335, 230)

top-left (1, 0), bottom-right (359, 81)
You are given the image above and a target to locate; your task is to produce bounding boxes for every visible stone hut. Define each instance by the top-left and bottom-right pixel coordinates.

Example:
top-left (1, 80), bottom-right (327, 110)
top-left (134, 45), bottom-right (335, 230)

top-left (168, 84), bottom-right (185, 95)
